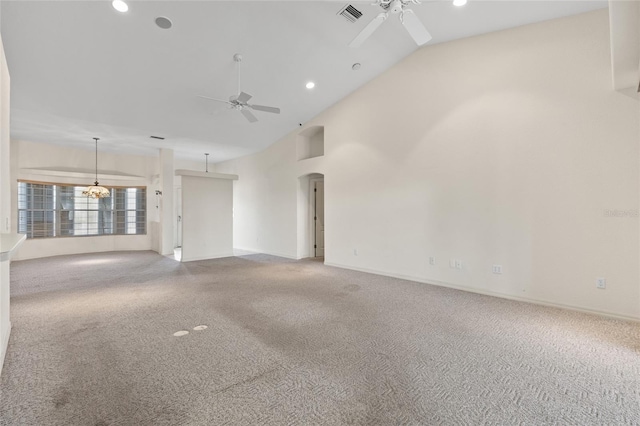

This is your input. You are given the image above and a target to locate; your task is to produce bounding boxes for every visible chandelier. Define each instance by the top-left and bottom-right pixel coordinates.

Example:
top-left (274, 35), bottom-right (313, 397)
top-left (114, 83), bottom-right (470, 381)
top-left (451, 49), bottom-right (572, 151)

top-left (82, 137), bottom-right (110, 199)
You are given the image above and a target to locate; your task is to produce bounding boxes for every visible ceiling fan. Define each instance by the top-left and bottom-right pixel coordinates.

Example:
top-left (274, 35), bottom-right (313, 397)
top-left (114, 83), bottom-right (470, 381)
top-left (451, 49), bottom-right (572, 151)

top-left (349, 0), bottom-right (432, 48)
top-left (198, 53), bottom-right (280, 123)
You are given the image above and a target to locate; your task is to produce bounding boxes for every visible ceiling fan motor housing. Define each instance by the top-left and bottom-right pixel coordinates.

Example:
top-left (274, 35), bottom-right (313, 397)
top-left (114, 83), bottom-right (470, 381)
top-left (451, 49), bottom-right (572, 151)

top-left (388, 0), bottom-right (404, 14)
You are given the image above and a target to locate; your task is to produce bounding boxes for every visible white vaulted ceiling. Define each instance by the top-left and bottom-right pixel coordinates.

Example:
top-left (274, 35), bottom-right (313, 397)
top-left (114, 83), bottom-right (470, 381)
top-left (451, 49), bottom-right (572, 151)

top-left (1, 1), bottom-right (607, 162)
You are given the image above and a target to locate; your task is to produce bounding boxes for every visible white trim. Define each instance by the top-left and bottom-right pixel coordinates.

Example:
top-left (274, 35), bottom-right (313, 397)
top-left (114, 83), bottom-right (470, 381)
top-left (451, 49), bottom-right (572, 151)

top-left (0, 321), bottom-right (10, 378)
top-left (233, 247), bottom-right (299, 260)
top-left (175, 170), bottom-right (238, 180)
top-left (0, 233), bottom-right (26, 261)
top-left (309, 176), bottom-right (324, 258)
top-left (325, 261), bottom-right (640, 323)
top-left (20, 167), bottom-right (145, 180)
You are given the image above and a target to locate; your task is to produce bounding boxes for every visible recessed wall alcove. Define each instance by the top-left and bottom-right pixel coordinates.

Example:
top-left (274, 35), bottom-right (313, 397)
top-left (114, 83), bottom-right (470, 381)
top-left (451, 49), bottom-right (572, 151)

top-left (297, 126), bottom-right (324, 161)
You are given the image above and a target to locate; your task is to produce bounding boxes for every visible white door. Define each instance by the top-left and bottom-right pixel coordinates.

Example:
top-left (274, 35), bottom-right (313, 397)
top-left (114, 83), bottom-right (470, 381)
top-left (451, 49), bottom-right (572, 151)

top-left (314, 180), bottom-right (325, 257)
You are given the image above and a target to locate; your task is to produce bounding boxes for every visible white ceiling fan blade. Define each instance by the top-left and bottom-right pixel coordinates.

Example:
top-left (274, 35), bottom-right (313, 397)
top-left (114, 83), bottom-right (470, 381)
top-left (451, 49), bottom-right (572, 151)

top-left (349, 12), bottom-right (388, 48)
top-left (197, 95), bottom-right (232, 105)
top-left (249, 104), bottom-right (280, 114)
top-left (240, 108), bottom-right (258, 123)
top-left (401, 9), bottom-right (432, 46)
top-left (236, 92), bottom-right (252, 103)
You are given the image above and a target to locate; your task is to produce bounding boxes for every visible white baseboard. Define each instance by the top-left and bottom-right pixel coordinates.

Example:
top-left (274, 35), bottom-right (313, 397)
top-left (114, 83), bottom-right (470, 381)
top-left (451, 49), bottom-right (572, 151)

top-left (0, 321), bottom-right (11, 378)
top-left (233, 248), bottom-right (298, 260)
top-left (324, 262), bottom-right (640, 323)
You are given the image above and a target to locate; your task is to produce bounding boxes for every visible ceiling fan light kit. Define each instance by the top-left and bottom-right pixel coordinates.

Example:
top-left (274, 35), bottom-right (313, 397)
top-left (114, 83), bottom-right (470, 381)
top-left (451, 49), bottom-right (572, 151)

top-left (349, 0), bottom-right (433, 48)
top-left (198, 53), bottom-right (281, 123)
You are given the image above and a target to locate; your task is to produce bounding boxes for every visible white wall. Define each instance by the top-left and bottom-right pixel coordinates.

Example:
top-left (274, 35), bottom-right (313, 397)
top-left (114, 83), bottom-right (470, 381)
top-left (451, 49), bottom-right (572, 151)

top-left (180, 174), bottom-right (234, 262)
top-left (0, 32), bottom-right (12, 373)
top-left (215, 10), bottom-right (640, 320)
top-left (10, 139), bottom-right (158, 260)
top-left (0, 47), bottom-right (8, 235)
top-left (158, 148), bottom-right (174, 256)
top-left (216, 137), bottom-right (319, 259)
top-left (175, 157), bottom-right (210, 172)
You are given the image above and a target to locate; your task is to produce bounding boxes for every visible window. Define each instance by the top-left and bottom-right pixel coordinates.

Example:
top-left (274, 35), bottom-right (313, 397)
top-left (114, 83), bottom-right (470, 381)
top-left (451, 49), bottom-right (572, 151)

top-left (18, 181), bottom-right (146, 238)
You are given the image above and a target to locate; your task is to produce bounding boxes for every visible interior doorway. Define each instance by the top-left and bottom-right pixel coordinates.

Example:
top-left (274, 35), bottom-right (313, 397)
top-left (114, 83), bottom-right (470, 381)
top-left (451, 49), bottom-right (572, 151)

top-left (173, 186), bottom-right (182, 261)
top-left (175, 186), bottom-right (182, 249)
top-left (312, 178), bottom-right (325, 257)
top-left (297, 173), bottom-right (324, 260)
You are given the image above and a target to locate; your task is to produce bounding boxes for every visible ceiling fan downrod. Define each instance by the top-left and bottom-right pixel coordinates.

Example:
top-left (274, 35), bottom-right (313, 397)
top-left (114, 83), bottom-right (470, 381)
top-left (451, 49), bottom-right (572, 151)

top-left (233, 53), bottom-right (242, 98)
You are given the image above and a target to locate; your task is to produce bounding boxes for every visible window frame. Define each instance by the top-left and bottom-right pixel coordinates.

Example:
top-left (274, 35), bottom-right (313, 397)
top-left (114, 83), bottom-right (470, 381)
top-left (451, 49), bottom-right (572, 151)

top-left (17, 180), bottom-right (147, 239)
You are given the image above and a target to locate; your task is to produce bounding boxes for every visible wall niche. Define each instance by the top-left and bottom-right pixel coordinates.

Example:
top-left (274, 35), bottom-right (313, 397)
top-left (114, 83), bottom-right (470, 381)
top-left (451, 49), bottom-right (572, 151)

top-left (297, 126), bottom-right (324, 161)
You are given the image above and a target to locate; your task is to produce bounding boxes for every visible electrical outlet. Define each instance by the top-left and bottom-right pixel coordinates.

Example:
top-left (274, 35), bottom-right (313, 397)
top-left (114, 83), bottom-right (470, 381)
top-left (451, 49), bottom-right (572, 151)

top-left (353, 249), bottom-right (358, 256)
top-left (429, 256), bottom-right (436, 265)
top-left (455, 259), bottom-right (463, 270)
top-left (449, 259), bottom-right (456, 268)
top-left (596, 277), bottom-right (606, 289)
top-left (492, 264), bottom-right (503, 274)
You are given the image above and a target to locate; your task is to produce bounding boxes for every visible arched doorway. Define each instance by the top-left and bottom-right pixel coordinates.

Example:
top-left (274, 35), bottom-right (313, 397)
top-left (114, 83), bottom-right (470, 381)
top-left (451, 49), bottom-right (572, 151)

top-left (297, 173), bottom-right (324, 259)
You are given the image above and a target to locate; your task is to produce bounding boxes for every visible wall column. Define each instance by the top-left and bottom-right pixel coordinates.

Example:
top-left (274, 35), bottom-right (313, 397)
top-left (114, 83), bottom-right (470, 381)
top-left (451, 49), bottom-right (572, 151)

top-left (159, 148), bottom-right (174, 256)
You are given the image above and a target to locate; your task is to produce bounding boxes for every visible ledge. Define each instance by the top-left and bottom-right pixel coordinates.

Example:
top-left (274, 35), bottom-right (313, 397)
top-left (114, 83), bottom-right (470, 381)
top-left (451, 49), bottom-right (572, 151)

top-left (175, 170), bottom-right (238, 180)
top-left (20, 167), bottom-right (145, 180)
top-left (0, 233), bottom-right (26, 261)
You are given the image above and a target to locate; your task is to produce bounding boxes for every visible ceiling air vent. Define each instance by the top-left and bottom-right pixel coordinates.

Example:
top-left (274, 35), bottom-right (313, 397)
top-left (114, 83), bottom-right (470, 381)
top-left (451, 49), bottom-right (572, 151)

top-left (337, 5), bottom-right (363, 23)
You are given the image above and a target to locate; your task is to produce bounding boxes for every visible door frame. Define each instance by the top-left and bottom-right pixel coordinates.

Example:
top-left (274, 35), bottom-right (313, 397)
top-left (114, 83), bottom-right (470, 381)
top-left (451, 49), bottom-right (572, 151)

top-left (309, 176), bottom-right (324, 258)
top-left (174, 186), bottom-right (182, 248)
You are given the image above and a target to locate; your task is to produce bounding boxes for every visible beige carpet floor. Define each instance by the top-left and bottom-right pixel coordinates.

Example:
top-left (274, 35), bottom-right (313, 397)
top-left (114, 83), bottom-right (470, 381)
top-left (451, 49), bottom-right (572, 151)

top-left (1, 251), bottom-right (639, 425)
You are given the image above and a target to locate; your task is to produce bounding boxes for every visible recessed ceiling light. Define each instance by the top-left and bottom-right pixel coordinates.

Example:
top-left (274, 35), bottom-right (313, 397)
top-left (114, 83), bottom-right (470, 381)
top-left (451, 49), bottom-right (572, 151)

top-left (112, 0), bottom-right (128, 13)
top-left (453, 0), bottom-right (467, 6)
top-left (155, 16), bottom-right (173, 29)
top-left (306, 82), bottom-right (315, 89)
